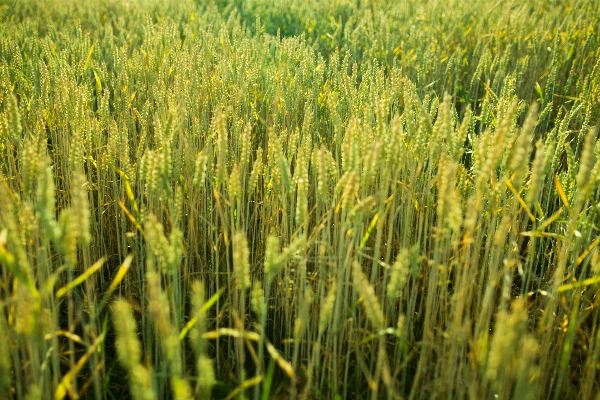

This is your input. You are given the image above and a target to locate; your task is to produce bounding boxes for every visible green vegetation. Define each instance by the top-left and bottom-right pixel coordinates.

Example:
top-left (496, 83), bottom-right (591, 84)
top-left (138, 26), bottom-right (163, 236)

top-left (1, 0), bottom-right (600, 398)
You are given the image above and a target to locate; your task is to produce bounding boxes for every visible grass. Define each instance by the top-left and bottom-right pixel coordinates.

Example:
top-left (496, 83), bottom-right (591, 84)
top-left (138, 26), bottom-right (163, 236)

top-left (0, 0), bottom-right (600, 398)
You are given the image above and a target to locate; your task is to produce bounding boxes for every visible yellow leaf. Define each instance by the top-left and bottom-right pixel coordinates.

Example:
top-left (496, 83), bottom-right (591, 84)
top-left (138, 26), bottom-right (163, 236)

top-left (178, 287), bottom-right (224, 341)
top-left (56, 258), bottom-right (106, 299)
top-left (559, 276), bottom-right (600, 293)
top-left (55, 333), bottom-right (105, 400)
top-left (553, 175), bottom-right (572, 215)
top-left (224, 375), bottom-right (263, 400)
top-left (506, 179), bottom-right (535, 222)
top-left (265, 341), bottom-right (294, 378)
top-left (83, 44), bottom-right (94, 72)
top-left (107, 254), bottom-right (134, 293)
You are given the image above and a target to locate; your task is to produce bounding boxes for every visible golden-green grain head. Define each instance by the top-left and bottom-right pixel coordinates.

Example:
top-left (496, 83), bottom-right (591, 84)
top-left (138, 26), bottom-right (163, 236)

top-left (451, 105), bottom-right (471, 163)
top-left (248, 147), bottom-right (263, 195)
top-left (348, 195), bottom-right (377, 221)
top-left (147, 270), bottom-right (189, 396)
top-left (69, 91), bottom-right (86, 173)
top-left (277, 149), bottom-right (292, 194)
top-left (228, 162), bottom-right (242, 202)
top-left (575, 127), bottom-right (598, 203)
top-left (264, 234), bottom-right (281, 282)
top-left (129, 365), bottom-right (157, 400)
top-left (189, 280), bottom-right (208, 355)
top-left (57, 209), bottom-right (79, 265)
top-left (396, 314), bottom-right (407, 342)
top-left (353, 261), bottom-right (384, 330)
top-left (112, 300), bottom-right (156, 398)
top-left (436, 157), bottom-right (463, 234)
top-left (144, 151), bottom-right (162, 197)
top-left (384, 115), bottom-right (403, 172)
top-left (314, 146), bottom-right (327, 201)
top-left (240, 122), bottom-right (252, 171)
top-left (525, 140), bottom-right (546, 208)
top-left (414, 106), bottom-right (433, 157)
top-left (431, 93), bottom-right (452, 160)
top-left (479, 102), bottom-right (517, 186)
top-left (0, 311), bottom-right (12, 397)
top-left (486, 299), bottom-right (528, 384)
top-left (20, 135), bottom-right (42, 196)
top-left (387, 249), bottom-right (410, 299)
top-left (0, 112), bottom-right (9, 149)
top-left (188, 281), bottom-right (215, 397)
top-left (71, 172), bottom-right (91, 246)
top-left (233, 231), bottom-right (251, 291)
top-left (192, 152), bottom-right (208, 189)
top-left (144, 214), bottom-right (180, 274)
top-left (471, 127), bottom-right (490, 182)
top-left (160, 134), bottom-right (174, 187)
top-left (112, 299), bottom-right (142, 371)
top-left (295, 174), bottom-right (308, 229)
top-left (173, 185), bottom-right (184, 226)
top-left (508, 103), bottom-right (538, 188)
top-left (197, 355), bottom-right (216, 398)
top-left (318, 281), bottom-right (337, 333)
top-left (171, 377), bottom-right (192, 400)
top-left (6, 93), bottom-right (21, 145)
top-left (216, 112), bottom-right (228, 186)
top-left (513, 337), bottom-right (539, 400)
top-left (14, 283), bottom-right (36, 337)
top-left (361, 141), bottom-right (381, 189)
top-left (341, 171), bottom-right (359, 212)
top-left (251, 281), bottom-right (265, 321)
top-left (436, 157), bottom-right (455, 223)
top-left (342, 118), bottom-right (359, 172)
top-left (39, 60), bottom-right (49, 107)
top-left (293, 286), bottom-right (313, 341)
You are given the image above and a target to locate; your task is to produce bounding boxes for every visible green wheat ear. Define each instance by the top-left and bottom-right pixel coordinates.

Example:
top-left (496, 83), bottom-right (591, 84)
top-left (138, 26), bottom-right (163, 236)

top-left (112, 299), bottom-right (156, 400)
top-left (233, 231), bottom-right (251, 291)
top-left (0, 310), bottom-right (12, 397)
top-left (6, 93), bottom-right (21, 145)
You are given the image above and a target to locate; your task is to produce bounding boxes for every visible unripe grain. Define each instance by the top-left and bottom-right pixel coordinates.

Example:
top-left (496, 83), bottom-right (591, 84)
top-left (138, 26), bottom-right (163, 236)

top-left (353, 261), bottom-right (384, 330)
top-left (233, 231), bottom-right (251, 291)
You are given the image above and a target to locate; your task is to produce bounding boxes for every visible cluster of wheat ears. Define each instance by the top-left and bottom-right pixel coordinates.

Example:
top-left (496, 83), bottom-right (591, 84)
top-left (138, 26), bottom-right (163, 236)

top-left (1, 0), bottom-right (600, 398)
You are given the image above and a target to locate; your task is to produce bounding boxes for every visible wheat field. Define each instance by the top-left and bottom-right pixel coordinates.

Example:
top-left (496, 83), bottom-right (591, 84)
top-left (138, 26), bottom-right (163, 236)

top-left (1, 0), bottom-right (600, 398)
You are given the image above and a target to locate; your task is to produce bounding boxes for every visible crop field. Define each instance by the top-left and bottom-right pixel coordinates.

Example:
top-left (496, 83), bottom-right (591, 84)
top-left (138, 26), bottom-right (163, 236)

top-left (1, 0), bottom-right (600, 398)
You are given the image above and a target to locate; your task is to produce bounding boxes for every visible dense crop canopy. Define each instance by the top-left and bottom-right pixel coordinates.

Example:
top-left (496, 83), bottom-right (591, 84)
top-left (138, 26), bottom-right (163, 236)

top-left (0, 0), bottom-right (599, 398)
